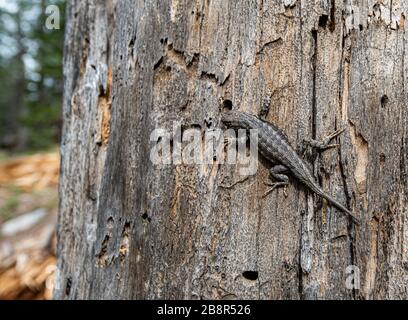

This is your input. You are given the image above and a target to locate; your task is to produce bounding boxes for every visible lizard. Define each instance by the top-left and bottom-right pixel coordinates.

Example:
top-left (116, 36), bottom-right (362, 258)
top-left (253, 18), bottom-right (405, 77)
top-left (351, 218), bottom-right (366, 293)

top-left (221, 110), bottom-right (360, 225)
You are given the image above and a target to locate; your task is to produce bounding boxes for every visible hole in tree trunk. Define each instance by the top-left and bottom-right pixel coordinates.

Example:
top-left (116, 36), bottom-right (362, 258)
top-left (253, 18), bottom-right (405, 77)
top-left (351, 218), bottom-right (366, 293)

top-left (65, 277), bottom-right (72, 296)
top-left (222, 99), bottom-right (233, 111)
top-left (381, 94), bottom-right (389, 108)
top-left (242, 271), bottom-right (258, 280)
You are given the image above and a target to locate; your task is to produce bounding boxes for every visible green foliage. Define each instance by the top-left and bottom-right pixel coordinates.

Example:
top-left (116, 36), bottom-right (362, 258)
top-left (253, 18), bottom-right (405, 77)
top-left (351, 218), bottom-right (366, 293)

top-left (0, 0), bottom-right (65, 151)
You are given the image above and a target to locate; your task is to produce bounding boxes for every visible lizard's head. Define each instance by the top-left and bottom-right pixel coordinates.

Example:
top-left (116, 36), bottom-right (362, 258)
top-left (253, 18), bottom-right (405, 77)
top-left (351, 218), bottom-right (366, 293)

top-left (221, 110), bottom-right (257, 130)
top-left (220, 110), bottom-right (244, 129)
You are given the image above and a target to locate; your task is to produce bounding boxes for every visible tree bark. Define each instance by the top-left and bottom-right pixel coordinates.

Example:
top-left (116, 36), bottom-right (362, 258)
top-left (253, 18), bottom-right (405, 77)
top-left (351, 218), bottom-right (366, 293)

top-left (55, 0), bottom-right (408, 299)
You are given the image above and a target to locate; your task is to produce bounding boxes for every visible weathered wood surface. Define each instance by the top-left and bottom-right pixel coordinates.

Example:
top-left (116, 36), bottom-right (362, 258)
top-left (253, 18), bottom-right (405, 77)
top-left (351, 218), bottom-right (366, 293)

top-left (55, 0), bottom-right (408, 299)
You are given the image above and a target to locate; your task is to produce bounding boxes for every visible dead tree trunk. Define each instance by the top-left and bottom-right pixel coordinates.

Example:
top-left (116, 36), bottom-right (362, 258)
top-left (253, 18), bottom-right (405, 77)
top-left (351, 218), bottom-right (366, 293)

top-left (55, 0), bottom-right (408, 299)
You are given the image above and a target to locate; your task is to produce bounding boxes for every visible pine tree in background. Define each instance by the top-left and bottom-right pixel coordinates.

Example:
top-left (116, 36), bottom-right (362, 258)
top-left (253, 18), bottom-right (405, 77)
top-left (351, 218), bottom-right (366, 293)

top-left (0, 0), bottom-right (65, 151)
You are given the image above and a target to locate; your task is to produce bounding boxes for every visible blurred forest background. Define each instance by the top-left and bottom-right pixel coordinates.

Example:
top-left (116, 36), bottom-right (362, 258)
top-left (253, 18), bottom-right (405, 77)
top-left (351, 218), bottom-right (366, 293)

top-left (0, 0), bottom-right (64, 151)
top-left (0, 0), bottom-right (65, 299)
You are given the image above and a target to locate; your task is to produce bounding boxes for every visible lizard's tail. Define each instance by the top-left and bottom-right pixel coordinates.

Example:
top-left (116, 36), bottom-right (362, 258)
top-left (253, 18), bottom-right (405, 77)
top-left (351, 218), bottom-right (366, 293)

top-left (310, 184), bottom-right (360, 225)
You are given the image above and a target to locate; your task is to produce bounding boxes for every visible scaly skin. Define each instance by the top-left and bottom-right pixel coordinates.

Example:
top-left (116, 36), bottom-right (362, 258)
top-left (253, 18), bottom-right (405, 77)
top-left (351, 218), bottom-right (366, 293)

top-left (221, 110), bottom-right (360, 225)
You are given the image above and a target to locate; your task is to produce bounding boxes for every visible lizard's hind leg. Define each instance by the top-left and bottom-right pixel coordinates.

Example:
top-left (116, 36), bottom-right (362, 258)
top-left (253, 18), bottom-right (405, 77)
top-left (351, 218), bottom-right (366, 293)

top-left (303, 128), bottom-right (345, 151)
top-left (262, 165), bottom-right (289, 198)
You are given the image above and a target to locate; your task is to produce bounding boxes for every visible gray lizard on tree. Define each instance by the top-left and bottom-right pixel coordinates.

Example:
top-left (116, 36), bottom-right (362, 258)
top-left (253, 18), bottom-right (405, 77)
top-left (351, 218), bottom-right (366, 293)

top-left (221, 110), bottom-right (360, 225)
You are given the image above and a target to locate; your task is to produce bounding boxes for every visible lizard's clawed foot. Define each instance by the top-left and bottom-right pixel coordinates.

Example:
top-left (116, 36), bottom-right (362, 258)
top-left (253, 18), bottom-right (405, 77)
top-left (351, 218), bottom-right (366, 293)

top-left (303, 128), bottom-right (345, 151)
top-left (223, 137), bottom-right (231, 149)
top-left (262, 165), bottom-right (289, 198)
top-left (223, 135), bottom-right (246, 149)
top-left (262, 181), bottom-right (288, 198)
top-left (327, 127), bottom-right (345, 140)
top-left (219, 176), bottom-right (249, 189)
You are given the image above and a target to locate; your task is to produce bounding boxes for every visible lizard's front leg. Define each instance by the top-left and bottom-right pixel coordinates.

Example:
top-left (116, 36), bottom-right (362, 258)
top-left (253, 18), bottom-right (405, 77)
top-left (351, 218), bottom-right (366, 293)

top-left (262, 164), bottom-right (289, 198)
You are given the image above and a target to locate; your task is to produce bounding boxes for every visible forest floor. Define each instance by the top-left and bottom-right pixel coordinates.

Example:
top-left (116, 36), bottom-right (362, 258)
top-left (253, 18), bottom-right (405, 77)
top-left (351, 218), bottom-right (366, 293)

top-left (0, 148), bottom-right (59, 299)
